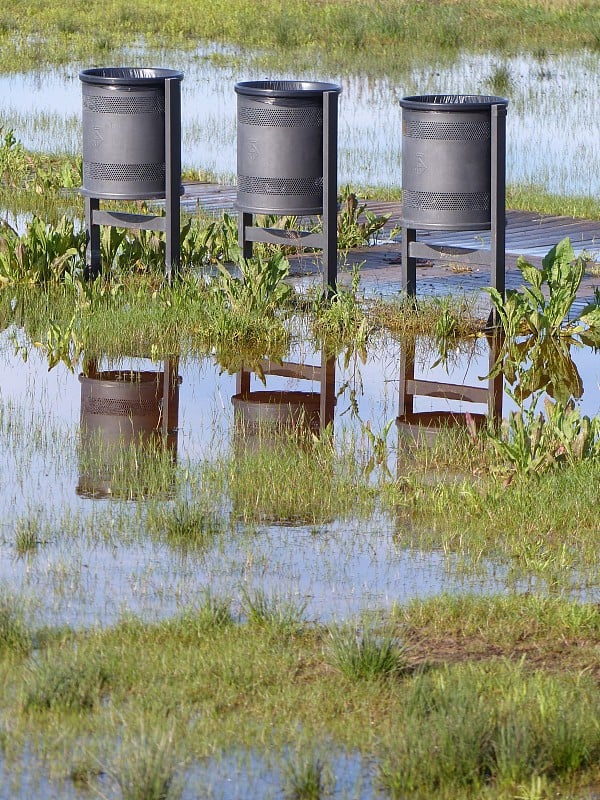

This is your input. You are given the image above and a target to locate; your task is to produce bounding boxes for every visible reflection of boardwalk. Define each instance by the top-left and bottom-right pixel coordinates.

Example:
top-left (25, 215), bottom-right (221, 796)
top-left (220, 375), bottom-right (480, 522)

top-left (182, 182), bottom-right (600, 306)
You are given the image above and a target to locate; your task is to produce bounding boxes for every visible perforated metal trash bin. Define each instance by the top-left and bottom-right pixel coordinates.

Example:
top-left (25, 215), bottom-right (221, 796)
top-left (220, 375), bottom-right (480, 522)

top-left (400, 94), bottom-right (508, 231)
top-left (235, 80), bottom-right (341, 215)
top-left (80, 67), bottom-right (183, 200)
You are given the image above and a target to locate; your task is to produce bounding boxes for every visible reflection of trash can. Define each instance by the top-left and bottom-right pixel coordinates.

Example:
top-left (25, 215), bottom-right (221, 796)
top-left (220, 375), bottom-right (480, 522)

top-left (77, 369), bottom-right (180, 498)
top-left (232, 390), bottom-right (322, 448)
top-left (400, 94), bottom-right (508, 230)
top-left (80, 67), bottom-right (183, 200)
top-left (235, 80), bottom-right (341, 215)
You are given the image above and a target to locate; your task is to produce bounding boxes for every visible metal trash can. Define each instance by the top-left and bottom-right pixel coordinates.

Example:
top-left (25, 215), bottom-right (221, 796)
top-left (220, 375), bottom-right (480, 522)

top-left (400, 94), bottom-right (508, 230)
top-left (80, 67), bottom-right (183, 200)
top-left (235, 80), bottom-right (341, 215)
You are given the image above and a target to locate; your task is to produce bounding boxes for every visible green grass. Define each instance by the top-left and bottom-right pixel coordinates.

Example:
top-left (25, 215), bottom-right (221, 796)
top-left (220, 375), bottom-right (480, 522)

top-left (0, 596), bottom-right (597, 797)
top-left (389, 459), bottom-right (600, 587)
top-left (1, 0), bottom-right (599, 75)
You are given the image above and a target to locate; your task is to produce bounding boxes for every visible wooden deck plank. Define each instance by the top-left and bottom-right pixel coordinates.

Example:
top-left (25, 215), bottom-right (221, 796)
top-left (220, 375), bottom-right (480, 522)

top-left (180, 182), bottom-right (600, 258)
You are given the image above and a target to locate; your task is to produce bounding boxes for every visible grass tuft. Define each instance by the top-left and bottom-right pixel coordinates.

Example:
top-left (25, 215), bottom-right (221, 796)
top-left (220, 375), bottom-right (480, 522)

top-left (241, 587), bottom-right (307, 636)
top-left (282, 749), bottom-right (329, 800)
top-left (106, 720), bottom-right (183, 800)
top-left (23, 652), bottom-right (111, 713)
top-left (327, 627), bottom-right (408, 682)
top-left (0, 592), bottom-right (31, 654)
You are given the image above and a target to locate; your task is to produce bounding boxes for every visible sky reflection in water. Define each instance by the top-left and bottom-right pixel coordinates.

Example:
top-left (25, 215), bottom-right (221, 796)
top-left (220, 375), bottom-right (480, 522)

top-left (1, 328), bottom-right (598, 629)
top-left (1, 49), bottom-right (600, 194)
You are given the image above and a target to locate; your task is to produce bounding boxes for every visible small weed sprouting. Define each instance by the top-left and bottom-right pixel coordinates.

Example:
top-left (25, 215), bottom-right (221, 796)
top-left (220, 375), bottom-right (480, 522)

top-left (23, 652), bottom-right (111, 713)
top-left (336, 186), bottom-right (390, 249)
top-left (487, 63), bottom-right (513, 96)
top-left (282, 749), bottom-right (330, 800)
top-left (181, 592), bottom-right (233, 633)
top-left (312, 262), bottom-right (371, 349)
top-left (14, 515), bottom-right (43, 557)
top-left (327, 626), bottom-right (407, 682)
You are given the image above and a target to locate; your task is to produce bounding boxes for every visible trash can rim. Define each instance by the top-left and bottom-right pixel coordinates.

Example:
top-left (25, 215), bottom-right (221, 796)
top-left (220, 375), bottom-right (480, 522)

top-left (79, 67), bottom-right (184, 85)
top-left (400, 93), bottom-right (508, 110)
top-left (235, 79), bottom-right (341, 97)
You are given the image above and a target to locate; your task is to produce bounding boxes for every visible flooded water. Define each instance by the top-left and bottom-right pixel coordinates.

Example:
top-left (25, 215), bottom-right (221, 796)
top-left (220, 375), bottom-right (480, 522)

top-left (1, 48), bottom-right (600, 195)
top-left (1, 323), bottom-right (599, 631)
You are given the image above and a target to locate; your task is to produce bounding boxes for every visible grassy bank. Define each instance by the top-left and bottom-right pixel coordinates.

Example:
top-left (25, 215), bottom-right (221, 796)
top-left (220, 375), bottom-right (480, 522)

top-left (1, 0), bottom-right (599, 74)
top-left (0, 593), bottom-right (598, 798)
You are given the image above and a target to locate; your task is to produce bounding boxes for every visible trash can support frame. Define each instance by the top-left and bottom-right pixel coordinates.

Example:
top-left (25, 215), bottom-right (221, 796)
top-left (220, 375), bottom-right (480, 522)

top-left (400, 102), bottom-right (506, 326)
top-left (84, 76), bottom-right (181, 282)
top-left (238, 89), bottom-right (339, 295)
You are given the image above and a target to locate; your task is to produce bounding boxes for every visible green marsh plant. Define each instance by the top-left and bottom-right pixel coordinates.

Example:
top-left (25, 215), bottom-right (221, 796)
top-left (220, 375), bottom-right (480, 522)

top-left (0, 591), bottom-right (31, 654)
top-left (23, 651), bottom-right (111, 713)
top-left (327, 626), bottom-right (407, 682)
top-left (214, 250), bottom-right (292, 315)
top-left (147, 500), bottom-right (225, 556)
top-left (282, 749), bottom-right (330, 800)
top-left (104, 719), bottom-right (183, 800)
top-left (487, 237), bottom-right (593, 340)
top-left (241, 587), bottom-right (306, 637)
top-left (0, 216), bottom-right (84, 284)
top-left (378, 660), bottom-right (600, 798)
top-left (336, 186), bottom-right (390, 249)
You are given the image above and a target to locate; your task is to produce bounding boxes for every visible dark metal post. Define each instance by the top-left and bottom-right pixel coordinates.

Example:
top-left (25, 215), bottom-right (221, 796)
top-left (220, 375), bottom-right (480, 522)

top-left (165, 77), bottom-right (182, 282)
top-left (85, 196), bottom-right (101, 280)
top-left (322, 90), bottom-right (339, 296)
top-left (401, 226), bottom-right (417, 298)
top-left (490, 103), bottom-right (507, 309)
top-left (238, 211), bottom-right (254, 260)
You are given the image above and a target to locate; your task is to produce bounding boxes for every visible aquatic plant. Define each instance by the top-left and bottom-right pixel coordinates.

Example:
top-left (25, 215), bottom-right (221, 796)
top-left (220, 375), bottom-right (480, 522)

top-left (487, 237), bottom-right (590, 339)
top-left (378, 660), bottom-right (600, 797)
top-left (282, 749), bottom-right (329, 800)
top-left (491, 395), bottom-right (600, 477)
top-left (106, 720), bottom-right (183, 800)
top-left (0, 216), bottom-right (84, 284)
top-left (214, 250), bottom-right (292, 315)
top-left (312, 263), bottom-right (371, 349)
top-left (0, 592), bottom-right (31, 654)
top-left (23, 652), bottom-right (111, 712)
top-left (335, 185), bottom-right (390, 249)
top-left (241, 587), bottom-right (306, 636)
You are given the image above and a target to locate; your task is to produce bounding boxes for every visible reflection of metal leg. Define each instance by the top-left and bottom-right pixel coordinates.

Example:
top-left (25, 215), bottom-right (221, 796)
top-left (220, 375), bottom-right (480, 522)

top-left (401, 226), bottom-right (417, 299)
top-left (236, 367), bottom-right (251, 397)
top-left (487, 331), bottom-right (504, 425)
top-left (397, 337), bottom-right (416, 420)
top-left (320, 352), bottom-right (336, 430)
top-left (85, 197), bottom-right (101, 280)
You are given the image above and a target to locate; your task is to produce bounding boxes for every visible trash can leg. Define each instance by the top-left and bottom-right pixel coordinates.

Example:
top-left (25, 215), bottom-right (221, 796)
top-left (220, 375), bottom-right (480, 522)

top-left (85, 197), bottom-right (101, 280)
top-left (401, 226), bottom-right (417, 299)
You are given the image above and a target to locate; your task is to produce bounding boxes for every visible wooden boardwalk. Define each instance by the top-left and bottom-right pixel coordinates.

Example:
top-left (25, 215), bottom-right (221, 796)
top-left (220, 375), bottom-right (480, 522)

top-left (181, 182), bottom-right (600, 303)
